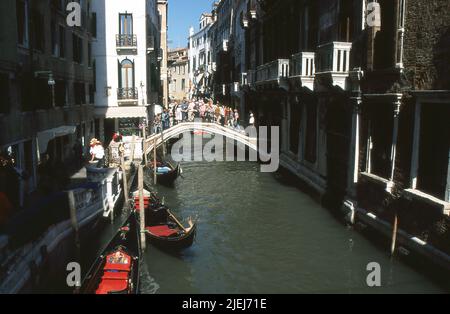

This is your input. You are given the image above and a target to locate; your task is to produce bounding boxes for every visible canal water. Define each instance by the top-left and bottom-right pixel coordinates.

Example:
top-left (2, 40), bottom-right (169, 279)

top-left (134, 158), bottom-right (448, 294)
top-left (84, 135), bottom-right (448, 295)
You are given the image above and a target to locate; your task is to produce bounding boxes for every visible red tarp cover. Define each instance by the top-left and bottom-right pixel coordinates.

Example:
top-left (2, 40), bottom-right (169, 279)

top-left (96, 278), bottom-right (128, 294)
top-left (146, 225), bottom-right (178, 237)
top-left (102, 271), bottom-right (129, 280)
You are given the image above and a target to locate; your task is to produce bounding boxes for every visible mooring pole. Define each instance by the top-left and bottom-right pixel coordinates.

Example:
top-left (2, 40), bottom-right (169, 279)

top-left (138, 165), bottom-right (146, 251)
top-left (153, 138), bottom-right (157, 185)
top-left (131, 135), bottom-right (136, 162)
top-left (121, 151), bottom-right (129, 205)
top-left (391, 212), bottom-right (398, 256)
top-left (143, 126), bottom-right (148, 165)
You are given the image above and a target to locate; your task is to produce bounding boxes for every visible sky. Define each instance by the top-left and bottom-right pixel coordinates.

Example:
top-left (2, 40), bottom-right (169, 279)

top-left (168, 0), bottom-right (212, 49)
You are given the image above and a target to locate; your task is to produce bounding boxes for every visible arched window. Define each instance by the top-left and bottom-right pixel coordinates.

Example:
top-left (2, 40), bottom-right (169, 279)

top-left (118, 58), bottom-right (135, 89)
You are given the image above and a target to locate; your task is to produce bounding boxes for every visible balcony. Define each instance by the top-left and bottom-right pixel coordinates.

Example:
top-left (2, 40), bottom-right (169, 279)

top-left (117, 87), bottom-right (138, 105)
top-left (116, 34), bottom-right (137, 54)
top-left (255, 59), bottom-right (290, 90)
top-left (316, 42), bottom-right (352, 90)
top-left (223, 39), bottom-right (229, 52)
top-left (247, 70), bottom-right (256, 86)
top-left (289, 52), bottom-right (315, 91)
top-left (231, 82), bottom-right (240, 97)
top-left (241, 73), bottom-right (248, 86)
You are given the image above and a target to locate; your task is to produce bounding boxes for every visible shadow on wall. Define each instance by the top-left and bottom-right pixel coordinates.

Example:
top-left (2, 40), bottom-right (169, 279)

top-left (433, 26), bottom-right (450, 90)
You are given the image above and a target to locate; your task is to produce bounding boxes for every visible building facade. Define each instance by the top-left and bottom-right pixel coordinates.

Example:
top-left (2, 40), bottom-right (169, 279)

top-left (168, 48), bottom-right (189, 101)
top-left (92, 0), bottom-right (161, 141)
top-left (188, 13), bottom-right (215, 99)
top-left (158, 0), bottom-right (169, 108)
top-left (0, 0), bottom-right (96, 207)
top-left (207, 0), bottom-right (450, 262)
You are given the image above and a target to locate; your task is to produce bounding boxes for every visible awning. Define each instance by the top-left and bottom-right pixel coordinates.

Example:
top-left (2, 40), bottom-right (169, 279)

top-left (94, 106), bottom-right (148, 119)
top-left (37, 125), bottom-right (76, 154)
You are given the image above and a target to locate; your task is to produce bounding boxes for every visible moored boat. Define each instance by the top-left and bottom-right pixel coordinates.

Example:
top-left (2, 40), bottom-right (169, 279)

top-left (78, 212), bottom-right (140, 294)
top-left (132, 188), bottom-right (196, 251)
top-left (146, 160), bottom-right (180, 186)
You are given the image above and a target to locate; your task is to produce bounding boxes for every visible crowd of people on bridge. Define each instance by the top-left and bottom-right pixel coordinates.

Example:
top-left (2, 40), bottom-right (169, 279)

top-left (152, 98), bottom-right (255, 134)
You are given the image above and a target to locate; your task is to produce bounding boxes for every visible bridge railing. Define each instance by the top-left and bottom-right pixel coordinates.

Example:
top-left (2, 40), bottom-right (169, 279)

top-left (143, 122), bottom-right (258, 156)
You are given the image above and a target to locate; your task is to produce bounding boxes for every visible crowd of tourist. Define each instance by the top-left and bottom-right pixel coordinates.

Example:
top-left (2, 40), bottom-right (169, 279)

top-left (151, 98), bottom-right (255, 134)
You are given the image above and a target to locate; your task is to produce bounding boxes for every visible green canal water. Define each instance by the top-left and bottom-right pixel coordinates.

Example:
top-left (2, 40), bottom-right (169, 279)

top-left (129, 160), bottom-right (448, 294)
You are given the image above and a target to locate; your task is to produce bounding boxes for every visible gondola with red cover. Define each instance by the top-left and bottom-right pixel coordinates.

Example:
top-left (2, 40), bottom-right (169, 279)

top-left (78, 212), bottom-right (140, 294)
top-left (132, 188), bottom-right (196, 251)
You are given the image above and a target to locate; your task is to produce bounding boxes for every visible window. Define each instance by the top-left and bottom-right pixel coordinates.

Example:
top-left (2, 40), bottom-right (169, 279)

top-left (119, 13), bottom-right (133, 35)
top-left (20, 74), bottom-right (33, 111)
top-left (16, 0), bottom-right (29, 47)
top-left (374, 0), bottom-right (396, 69)
top-left (366, 104), bottom-right (394, 179)
top-left (118, 59), bottom-right (135, 89)
top-left (73, 34), bottom-right (83, 63)
top-left (59, 25), bottom-right (66, 58)
top-left (31, 9), bottom-right (45, 51)
top-left (55, 80), bottom-right (66, 107)
top-left (171, 80), bottom-right (176, 92)
top-left (35, 78), bottom-right (52, 109)
top-left (416, 104), bottom-right (450, 199)
top-left (0, 73), bottom-right (10, 114)
top-left (92, 60), bottom-right (96, 91)
top-left (181, 79), bottom-right (186, 91)
top-left (74, 82), bottom-right (86, 105)
top-left (89, 84), bottom-right (95, 104)
top-left (91, 12), bottom-right (97, 37)
top-left (51, 21), bottom-right (59, 56)
top-left (88, 42), bottom-right (92, 67)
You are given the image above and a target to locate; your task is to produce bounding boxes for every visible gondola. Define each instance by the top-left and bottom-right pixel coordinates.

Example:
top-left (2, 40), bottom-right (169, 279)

top-left (146, 160), bottom-right (181, 186)
top-left (132, 189), bottom-right (196, 251)
top-left (77, 212), bottom-right (140, 294)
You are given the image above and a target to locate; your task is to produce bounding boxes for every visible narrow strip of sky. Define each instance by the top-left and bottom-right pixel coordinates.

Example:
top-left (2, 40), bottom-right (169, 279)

top-left (168, 0), bottom-right (212, 49)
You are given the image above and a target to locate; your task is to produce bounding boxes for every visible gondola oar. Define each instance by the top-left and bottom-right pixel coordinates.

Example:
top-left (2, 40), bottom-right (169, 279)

top-left (168, 210), bottom-right (188, 233)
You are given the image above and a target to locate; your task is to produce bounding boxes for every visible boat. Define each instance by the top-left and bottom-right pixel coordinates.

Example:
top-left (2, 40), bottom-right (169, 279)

top-left (146, 160), bottom-right (180, 186)
top-left (78, 212), bottom-right (140, 294)
top-left (132, 188), bottom-right (196, 251)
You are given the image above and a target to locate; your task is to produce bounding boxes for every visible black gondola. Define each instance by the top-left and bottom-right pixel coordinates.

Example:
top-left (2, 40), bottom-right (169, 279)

top-left (146, 160), bottom-right (181, 186)
top-left (77, 212), bottom-right (140, 294)
top-left (132, 189), bottom-right (196, 251)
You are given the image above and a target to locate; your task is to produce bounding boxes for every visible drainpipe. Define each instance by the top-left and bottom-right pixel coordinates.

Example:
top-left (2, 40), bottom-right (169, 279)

top-left (396, 0), bottom-right (406, 71)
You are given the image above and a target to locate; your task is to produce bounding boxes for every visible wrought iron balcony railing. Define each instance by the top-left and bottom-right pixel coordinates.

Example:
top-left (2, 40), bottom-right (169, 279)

top-left (116, 34), bottom-right (137, 48)
top-left (117, 87), bottom-right (138, 101)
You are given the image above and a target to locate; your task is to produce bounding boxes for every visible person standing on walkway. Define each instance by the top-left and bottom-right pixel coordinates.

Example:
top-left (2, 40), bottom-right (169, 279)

top-left (249, 111), bottom-right (255, 127)
top-left (234, 109), bottom-right (240, 129)
top-left (90, 139), bottom-right (105, 168)
top-left (176, 104), bottom-right (182, 125)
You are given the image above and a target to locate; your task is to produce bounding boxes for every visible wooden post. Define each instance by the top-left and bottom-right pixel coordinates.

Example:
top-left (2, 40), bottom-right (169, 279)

top-left (131, 135), bottom-right (136, 162)
top-left (143, 126), bottom-right (148, 165)
top-left (138, 165), bottom-right (146, 251)
top-left (68, 190), bottom-right (81, 261)
top-left (153, 138), bottom-right (157, 185)
top-left (121, 152), bottom-right (129, 205)
top-left (391, 213), bottom-right (398, 256)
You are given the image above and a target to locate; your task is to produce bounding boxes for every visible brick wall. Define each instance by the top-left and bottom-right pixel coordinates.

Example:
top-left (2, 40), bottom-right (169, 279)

top-left (403, 0), bottom-right (450, 90)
